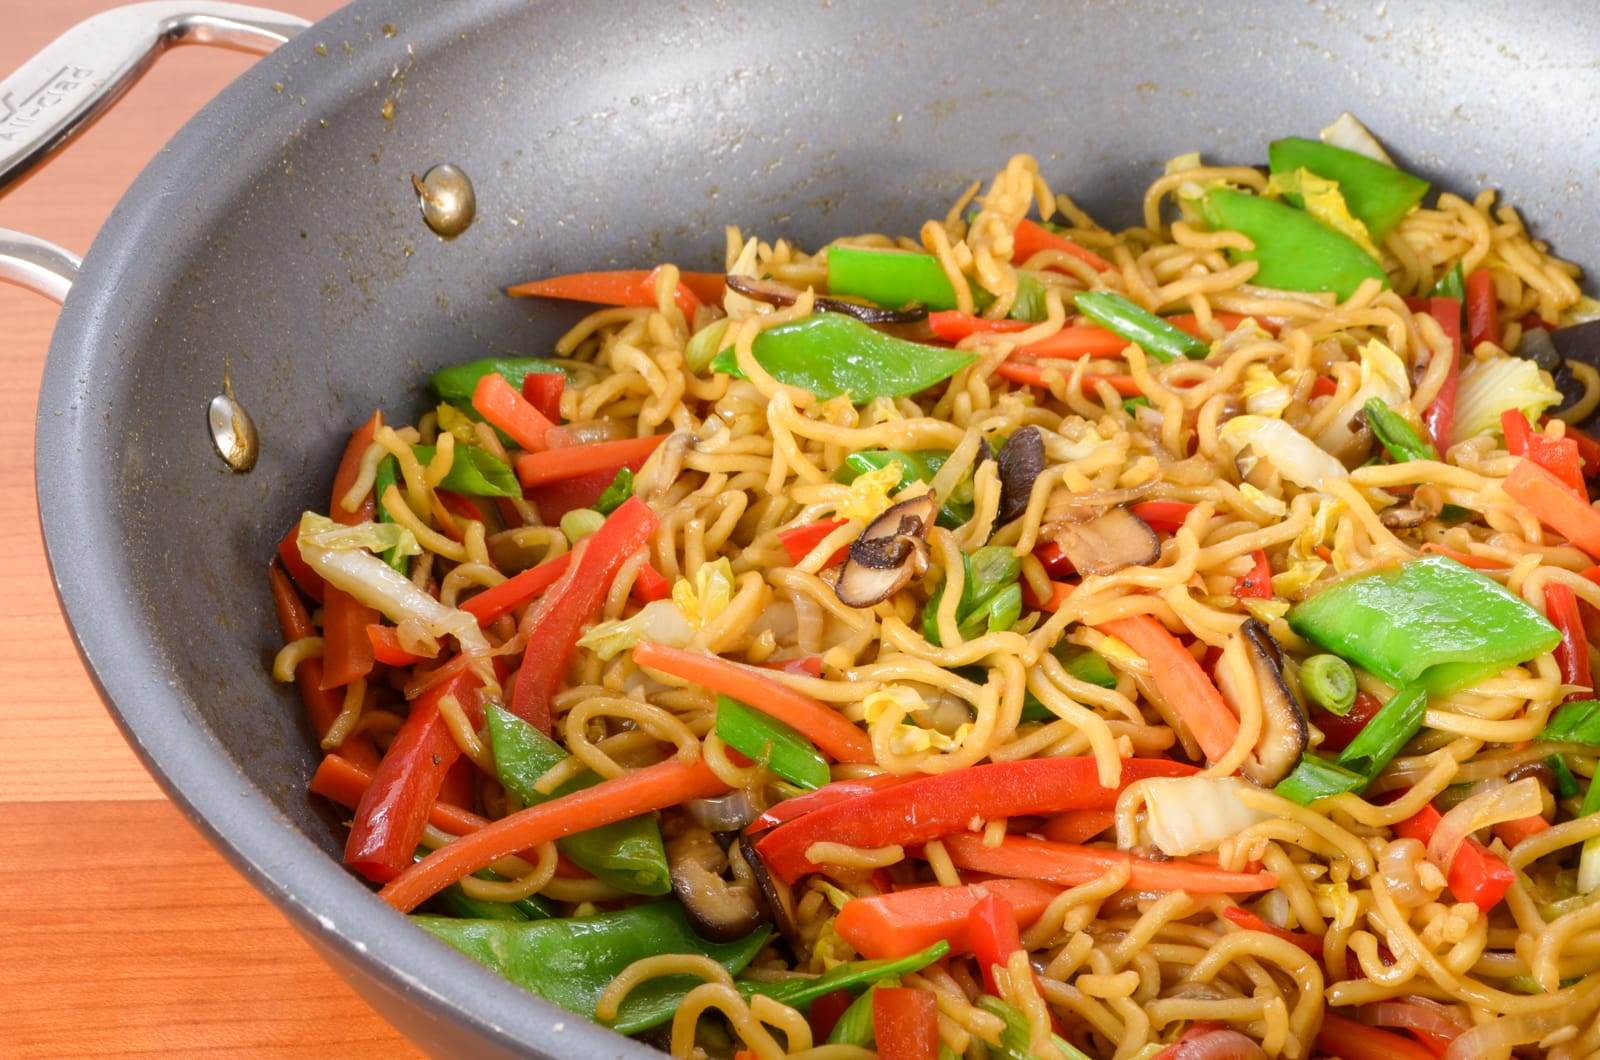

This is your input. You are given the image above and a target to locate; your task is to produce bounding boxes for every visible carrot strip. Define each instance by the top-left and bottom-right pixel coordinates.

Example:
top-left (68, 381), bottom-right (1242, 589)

top-left (276, 525), bottom-right (325, 603)
top-left (1493, 814), bottom-right (1551, 848)
top-left (379, 757), bottom-right (729, 911)
top-left (834, 879), bottom-right (1064, 959)
top-left (507, 267), bottom-right (720, 320)
top-left (1504, 458), bottom-right (1600, 559)
top-left (320, 412), bottom-right (383, 690)
top-left (632, 641), bottom-right (873, 765)
top-left (1418, 544), bottom-right (1506, 570)
top-left (1011, 218), bottom-right (1114, 272)
top-left (1040, 809), bottom-right (1116, 844)
top-left (472, 372), bottom-right (554, 453)
top-left (515, 435), bottom-right (669, 487)
top-left (365, 624), bottom-right (432, 667)
top-left (932, 833), bottom-right (1277, 894)
top-left (1096, 614), bottom-right (1239, 763)
top-left (269, 566), bottom-right (379, 770)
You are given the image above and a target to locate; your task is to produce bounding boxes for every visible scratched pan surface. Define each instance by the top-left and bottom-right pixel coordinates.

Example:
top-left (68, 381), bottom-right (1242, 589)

top-left (31, 0), bottom-right (1600, 1055)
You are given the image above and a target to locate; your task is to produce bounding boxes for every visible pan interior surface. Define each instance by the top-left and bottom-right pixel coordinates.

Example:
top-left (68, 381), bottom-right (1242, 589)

top-left (34, 0), bottom-right (1600, 1055)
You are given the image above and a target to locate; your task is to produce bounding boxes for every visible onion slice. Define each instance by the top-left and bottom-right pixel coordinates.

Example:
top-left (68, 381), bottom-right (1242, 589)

top-left (1425, 777), bottom-right (1542, 876)
top-left (1363, 998), bottom-right (1465, 1043)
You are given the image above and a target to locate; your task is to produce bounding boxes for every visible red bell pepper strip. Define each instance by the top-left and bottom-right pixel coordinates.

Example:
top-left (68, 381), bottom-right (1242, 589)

top-left (1465, 268), bottom-right (1499, 351)
top-left (968, 893), bottom-right (1026, 995)
top-left (777, 518), bottom-right (850, 566)
top-left (1504, 410), bottom-right (1586, 497)
top-left (1033, 541), bottom-right (1075, 578)
top-left (516, 435), bottom-right (669, 487)
top-left (631, 561), bottom-right (672, 602)
top-left (462, 553), bottom-right (572, 626)
top-left (1559, 421), bottom-right (1600, 477)
top-left (1129, 500), bottom-right (1195, 533)
top-left (436, 490), bottom-right (495, 531)
top-left (365, 624), bottom-right (432, 667)
top-left (754, 757), bottom-right (1195, 884)
top-left (749, 774), bottom-right (912, 834)
top-left (993, 361), bottom-right (1143, 395)
top-left (933, 833), bottom-right (1277, 894)
top-left (269, 566), bottom-right (380, 771)
top-left (521, 371), bottom-right (564, 424)
top-left (276, 524), bottom-right (325, 603)
top-left (1040, 808), bottom-right (1116, 844)
top-left (344, 664), bottom-right (482, 883)
top-left (1220, 906), bottom-right (1323, 957)
top-left (1310, 375), bottom-right (1339, 399)
top-left (1314, 690), bottom-right (1383, 754)
top-left (836, 879), bottom-right (1063, 959)
top-left (510, 497), bottom-right (660, 730)
top-left (1420, 297), bottom-right (1463, 455)
top-left (1095, 615), bottom-right (1240, 763)
top-left (379, 757), bottom-right (729, 911)
top-left (507, 267), bottom-right (722, 320)
top-left (807, 990), bottom-right (854, 1044)
top-left (1504, 458), bottom-right (1600, 559)
top-left (1391, 803), bottom-right (1515, 912)
top-left (1546, 582), bottom-right (1592, 696)
top-left (1316, 1013), bottom-right (1437, 1060)
top-left (473, 372), bottom-right (555, 453)
top-left (1011, 218), bottom-right (1114, 272)
top-left (524, 467), bottom-right (632, 524)
top-left (1492, 813), bottom-right (1551, 849)
top-left (320, 412), bottom-right (383, 690)
top-left (632, 641), bottom-right (873, 765)
top-left (872, 987), bottom-right (939, 1060)
top-left (1235, 550), bottom-right (1273, 599)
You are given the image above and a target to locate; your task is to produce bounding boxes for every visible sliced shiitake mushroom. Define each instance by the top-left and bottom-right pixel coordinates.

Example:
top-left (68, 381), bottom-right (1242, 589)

top-left (1378, 506), bottom-right (1429, 529)
top-left (834, 493), bottom-right (937, 608)
top-left (737, 834), bottom-right (798, 940)
top-left (1045, 505), bottom-right (1160, 577)
top-left (996, 426), bottom-right (1045, 524)
top-left (666, 825), bottom-right (766, 942)
top-left (725, 274), bottom-right (927, 324)
top-left (1214, 619), bottom-right (1309, 786)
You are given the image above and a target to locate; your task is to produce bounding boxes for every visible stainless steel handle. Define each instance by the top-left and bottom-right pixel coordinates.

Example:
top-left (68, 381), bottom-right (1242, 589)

top-left (0, 2), bottom-right (309, 302)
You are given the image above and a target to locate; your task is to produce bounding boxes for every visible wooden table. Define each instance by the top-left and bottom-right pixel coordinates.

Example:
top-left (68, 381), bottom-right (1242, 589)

top-left (0, 3), bottom-right (417, 1055)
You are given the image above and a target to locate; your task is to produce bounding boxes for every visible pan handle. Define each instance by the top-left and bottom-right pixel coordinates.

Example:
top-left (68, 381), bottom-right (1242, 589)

top-left (0, 2), bottom-right (309, 302)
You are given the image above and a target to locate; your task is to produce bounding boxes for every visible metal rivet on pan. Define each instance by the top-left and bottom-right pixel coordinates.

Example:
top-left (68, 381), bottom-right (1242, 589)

top-left (208, 391), bottom-right (259, 473)
top-left (413, 163), bottom-right (476, 238)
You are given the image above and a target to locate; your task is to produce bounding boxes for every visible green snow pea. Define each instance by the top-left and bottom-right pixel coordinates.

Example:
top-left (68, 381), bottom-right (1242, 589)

top-left (826, 245), bottom-right (992, 312)
top-left (835, 449), bottom-right (974, 529)
top-left (429, 358), bottom-right (570, 406)
top-left (1431, 262), bottom-right (1466, 301)
top-left (710, 314), bottom-right (974, 402)
top-left (1202, 187), bottom-right (1389, 300)
top-left (594, 467), bottom-right (635, 515)
top-left (411, 444), bottom-right (520, 498)
top-left (414, 902), bottom-right (768, 1032)
top-left (373, 456), bottom-right (407, 574)
top-left (1267, 137), bottom-right (1429, 241)
top-left (486, 704), bottom-right (671, 896)
top-left (1287, 555), bottom-right (1559, 694)
top-left (922, 545), bottom-right (1023, 647)
top-left (1363, 398), bottom-right (1437, 463)
top-left (1073, 290), bottom-right (1207, 362)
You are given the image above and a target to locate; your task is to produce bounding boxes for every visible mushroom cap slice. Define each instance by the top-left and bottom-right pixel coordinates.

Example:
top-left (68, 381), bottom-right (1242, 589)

top-left (997, 426), bottom-right (1045, 525)
top-left (1214, 618), bottom-right (1310, 786)
top-left (1048, 505), bottom-right (1160, 577)
top-left (666, 826), bottom-right (766, 942)
top-left (834, 493), bottom-right (937, 608)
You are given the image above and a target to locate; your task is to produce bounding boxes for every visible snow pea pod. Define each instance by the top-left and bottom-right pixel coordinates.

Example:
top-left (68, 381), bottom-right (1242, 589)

top-left (1268, 137), bottom-right (1429, 241)
top-left (1287, 555), bottom-right (1559, 694)
top-left (411, 444), bottom-right (520, 498)
top-left (430, 357), bottom-right (570, 406)
top-left (1363, 398), bottom-right (1437, 463)
top-left (826, 245), bottom-right (991, 312)
top-left (1073, 290), bottom-right (1207, 362)
top-left (922, 546), bottom-right (1023, 647)
top-left (710, 314), bottom-right (974, 402)
top-left (414, 902), bottom-right (769, 1031)
top-left (486, 704), bottom-right (671, 895)
top-left (1202, 187), bottom-right (1388, 300)
top-left (373, 456), bottom-right (407, 574)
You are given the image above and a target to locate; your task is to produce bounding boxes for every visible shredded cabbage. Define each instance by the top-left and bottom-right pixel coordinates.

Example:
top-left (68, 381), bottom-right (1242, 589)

top-left (1240, 482), bottom-right (1288, 518)
top-left (1452, 356), bottom-right (1564, 445)
top-left (838, 460), bottom-right (904, 522)
top-left (1241, 364), bottom-right (1293, 418)
top-left (578, 599), bottom-right (694, 660)
top-left (296, 513), bottom-right (486, 656)
top-left (298, 512), bottom-right (421, 559)
top-left (1221, 415), bottom-right (1348, 490)
top-left (862, 685), bottom-right (971, 754)
top-left (1313, 339), bottom-right (1411, 456)
top-left (1319, 112), bottom-right (1394, 165)
top-left (671, 557), bottom-right (736, 628)
top-left (1267, 167), bottom-right (1380, 259)
top-left (1142, 777), bottom-right (1272, 856)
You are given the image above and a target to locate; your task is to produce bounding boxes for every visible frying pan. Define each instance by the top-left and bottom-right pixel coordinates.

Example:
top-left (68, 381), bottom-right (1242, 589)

top-left (6, 1), bottom-right (1599, 1055)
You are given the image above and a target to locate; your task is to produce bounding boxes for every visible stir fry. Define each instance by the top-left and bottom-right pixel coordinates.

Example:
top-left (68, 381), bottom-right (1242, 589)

top-left (270, 115), bottom-right (1600, 1059)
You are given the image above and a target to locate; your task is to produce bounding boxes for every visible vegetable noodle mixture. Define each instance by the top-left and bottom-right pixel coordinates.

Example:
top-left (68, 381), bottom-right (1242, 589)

top-left (269, 115), bottom-right (1600, 1059)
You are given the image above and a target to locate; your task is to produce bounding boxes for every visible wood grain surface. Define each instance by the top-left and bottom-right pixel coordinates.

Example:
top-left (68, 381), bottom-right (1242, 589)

top-left (0, 3), bottom-right (416, 1056)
